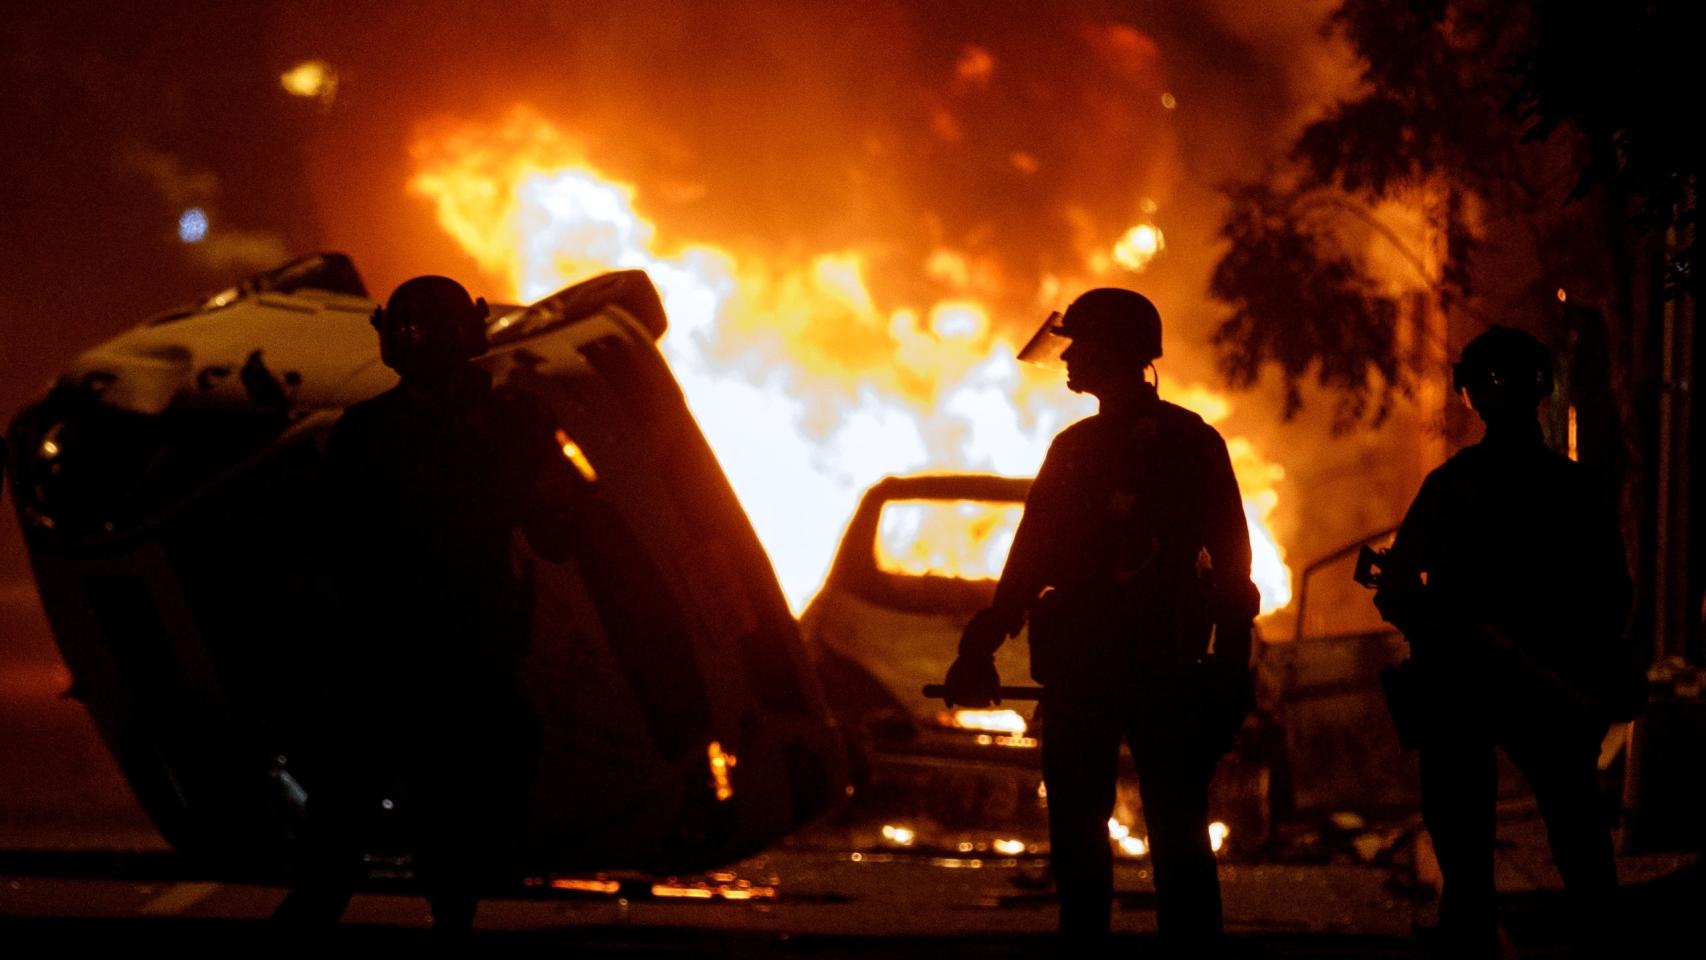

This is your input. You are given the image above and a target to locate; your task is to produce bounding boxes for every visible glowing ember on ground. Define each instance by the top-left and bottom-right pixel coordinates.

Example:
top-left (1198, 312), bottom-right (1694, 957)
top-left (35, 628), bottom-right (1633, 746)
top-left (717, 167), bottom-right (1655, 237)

top-left (1107, 818), bottom-right (1155, 858)
top-left (649, 884), bottom-right (713, 899)
top-left (975, 733), bottom-right (1038, 748)
top-left (549, 877), bottom-right (620, 894)
top-left (409, 106), bottom-right (1292, 615)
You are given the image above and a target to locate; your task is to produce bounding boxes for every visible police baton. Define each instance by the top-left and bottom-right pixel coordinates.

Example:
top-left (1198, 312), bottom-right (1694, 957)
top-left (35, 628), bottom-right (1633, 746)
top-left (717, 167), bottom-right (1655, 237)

top-left (922, 684), bottom-right (1044, 702)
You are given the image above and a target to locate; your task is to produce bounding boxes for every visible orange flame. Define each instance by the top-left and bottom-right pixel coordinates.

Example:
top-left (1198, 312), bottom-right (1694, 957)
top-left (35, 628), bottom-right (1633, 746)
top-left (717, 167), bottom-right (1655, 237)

top-left (408, 106), bottom-right (1291, 615)
top-left (1111, 224), bottom-right (1165, 272)
top-left (874, 500), bottom-right (1023, 581)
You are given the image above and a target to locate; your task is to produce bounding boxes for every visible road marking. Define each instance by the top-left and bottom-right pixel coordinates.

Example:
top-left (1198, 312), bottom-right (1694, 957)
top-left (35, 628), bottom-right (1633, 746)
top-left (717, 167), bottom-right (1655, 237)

top-left (139, 882), bottom-right (220, 915)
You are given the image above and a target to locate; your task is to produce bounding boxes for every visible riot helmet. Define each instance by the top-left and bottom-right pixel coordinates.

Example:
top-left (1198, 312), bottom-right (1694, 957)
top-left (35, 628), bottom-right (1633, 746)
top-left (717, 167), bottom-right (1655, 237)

top-left (371, 275), bottom-right (489, 378)
top-left (1452, 325), bottom-right (1553, 412)
top-left (1019, 287), bottom-right (1162, 368)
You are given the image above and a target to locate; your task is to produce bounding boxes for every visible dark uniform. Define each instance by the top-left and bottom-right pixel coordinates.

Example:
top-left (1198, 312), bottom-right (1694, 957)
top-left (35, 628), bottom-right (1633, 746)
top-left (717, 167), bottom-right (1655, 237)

top-left (324, 367), bottom-right (570, 691)
top-left (278, 278), bottom-right (576, 930)
top-left (1378, 415), bottom-right (1633, 951)
top-left (964, 381), bottom-right (1258, 949)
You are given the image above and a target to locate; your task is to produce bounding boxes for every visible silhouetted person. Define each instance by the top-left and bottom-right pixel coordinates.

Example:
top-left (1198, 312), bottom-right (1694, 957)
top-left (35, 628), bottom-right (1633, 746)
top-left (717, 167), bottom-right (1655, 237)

top-left (943, 289), bottom-right (1259, 954)
top-left (275, 276), bottom-right (578, 933)
top-left (1373, 326), bottom-right (1639, 956)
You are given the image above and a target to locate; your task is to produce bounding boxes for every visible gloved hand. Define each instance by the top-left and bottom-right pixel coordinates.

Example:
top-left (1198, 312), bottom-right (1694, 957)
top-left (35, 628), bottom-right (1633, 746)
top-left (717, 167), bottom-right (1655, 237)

top-left (943, 654), bottom-right (1001, 708)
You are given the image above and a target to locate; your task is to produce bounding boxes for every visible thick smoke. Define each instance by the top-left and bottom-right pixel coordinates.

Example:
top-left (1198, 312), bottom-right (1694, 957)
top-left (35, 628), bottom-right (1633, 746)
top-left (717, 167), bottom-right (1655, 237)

top-left (268, 1), bottom-right (1348, 353)
top-left (267, 1), bottom-right (1402, 627)
top-left (1, 2), bottom-right (1395, 626)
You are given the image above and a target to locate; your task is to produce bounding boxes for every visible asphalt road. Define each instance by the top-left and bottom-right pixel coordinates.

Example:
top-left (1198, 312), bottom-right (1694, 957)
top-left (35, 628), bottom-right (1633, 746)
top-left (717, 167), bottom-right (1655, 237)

top-left (2, 573), bottom-right (1698, 956)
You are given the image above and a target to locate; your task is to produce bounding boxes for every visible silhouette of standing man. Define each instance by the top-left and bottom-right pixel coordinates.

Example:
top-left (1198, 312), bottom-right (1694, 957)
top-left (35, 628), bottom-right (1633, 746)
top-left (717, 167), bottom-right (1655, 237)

top-left (276, 276), bottom-right (577, 933)
top-left (1373, 326), bottom-right (1640, 955)
top-left (944, 289), bottom-right (1259, 954)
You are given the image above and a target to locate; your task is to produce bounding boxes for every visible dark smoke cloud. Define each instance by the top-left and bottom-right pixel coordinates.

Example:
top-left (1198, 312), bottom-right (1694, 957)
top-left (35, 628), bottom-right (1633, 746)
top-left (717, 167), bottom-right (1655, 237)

top-left (2, 1), bottom-right (1372, 599)
top-left (263, 0), bottom-right (1349, 359)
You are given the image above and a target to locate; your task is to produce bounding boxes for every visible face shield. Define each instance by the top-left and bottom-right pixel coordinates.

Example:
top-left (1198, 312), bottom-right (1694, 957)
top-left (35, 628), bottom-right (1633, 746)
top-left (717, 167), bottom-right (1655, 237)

top-left (1017, 311), bottom-right (1071, 367)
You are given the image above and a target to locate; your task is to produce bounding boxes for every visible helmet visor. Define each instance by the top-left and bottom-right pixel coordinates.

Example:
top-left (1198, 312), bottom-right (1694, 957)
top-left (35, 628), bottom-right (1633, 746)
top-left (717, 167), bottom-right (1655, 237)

top-left (1017, 311), bottom-right (1070, 367)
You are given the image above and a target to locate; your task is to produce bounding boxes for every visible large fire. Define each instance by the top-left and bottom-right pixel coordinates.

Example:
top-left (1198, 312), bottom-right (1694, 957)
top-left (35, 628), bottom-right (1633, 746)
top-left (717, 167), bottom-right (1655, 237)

top-left (875, 500), bottom-right (1025, 582)
top-left (409, 106), bottom-right (1291, 616)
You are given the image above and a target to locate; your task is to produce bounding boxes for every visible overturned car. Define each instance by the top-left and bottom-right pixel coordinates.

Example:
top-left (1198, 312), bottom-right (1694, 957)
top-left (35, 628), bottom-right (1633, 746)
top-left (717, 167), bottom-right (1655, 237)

top-left (4, 254), bottom-right (849, 877)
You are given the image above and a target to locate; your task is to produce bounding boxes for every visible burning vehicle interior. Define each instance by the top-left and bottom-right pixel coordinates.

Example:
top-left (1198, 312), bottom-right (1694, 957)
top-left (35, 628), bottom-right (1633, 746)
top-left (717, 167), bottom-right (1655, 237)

top-left (803, 473), bottom-right (1036, 759)
top-left (802, 471), bottom-right (1275, 857)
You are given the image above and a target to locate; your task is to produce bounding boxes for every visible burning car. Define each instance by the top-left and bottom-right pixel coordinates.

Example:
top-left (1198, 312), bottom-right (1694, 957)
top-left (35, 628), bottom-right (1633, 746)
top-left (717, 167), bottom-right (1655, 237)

top-left (4, 254), bottom-right (849, 877)
top-left (801, 471), bottom-right (1276, 852)
top-left (801, 473), bottom-right (1037, 762)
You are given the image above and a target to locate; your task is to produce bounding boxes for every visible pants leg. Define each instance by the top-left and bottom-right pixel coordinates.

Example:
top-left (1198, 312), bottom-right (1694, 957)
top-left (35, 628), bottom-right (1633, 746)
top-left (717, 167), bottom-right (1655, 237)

top-left (1128, 712), bottom-right (1225, 953)
top-left (410, 711), bottom-right (490, 932)
top-left (1418, 723), bottom-right (1500, 953)
top-left (274, 717), bottom-right (374, 927)
top-left (413, 774), bottom-right (480, 933)
top-left (274, 793), bottom-right (363, 924)
top-left (1501, 718), bottom-right (1618, 948)
top-left (1041, 694), bottom-right (1122, 943)
top-left (411, 686), bottom-right (541, 933)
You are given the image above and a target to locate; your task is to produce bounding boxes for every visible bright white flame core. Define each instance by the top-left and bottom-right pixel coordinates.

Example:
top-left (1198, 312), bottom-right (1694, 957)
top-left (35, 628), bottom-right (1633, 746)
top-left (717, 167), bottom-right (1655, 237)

top-left (409, 107), bottom-right (1291, 614)
top-left (1112, 224), bottom-right (1164, 272)
top-left (877, 500), bottom-right (1024, 581)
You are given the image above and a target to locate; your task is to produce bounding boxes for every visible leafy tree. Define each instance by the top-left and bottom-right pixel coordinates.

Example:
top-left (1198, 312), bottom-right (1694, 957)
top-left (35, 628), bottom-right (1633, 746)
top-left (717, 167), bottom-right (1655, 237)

top-left (1214, 0), bottom-right (1701, 658)
top-left (1208, 0), bottom-right (1598, 427)
top-left (1210, 183), bottom-right (1401, 425)
top-left (1509, 0), bottom-right (1697, 298)
top-left (1211, 0), bottom-right (1695, 428)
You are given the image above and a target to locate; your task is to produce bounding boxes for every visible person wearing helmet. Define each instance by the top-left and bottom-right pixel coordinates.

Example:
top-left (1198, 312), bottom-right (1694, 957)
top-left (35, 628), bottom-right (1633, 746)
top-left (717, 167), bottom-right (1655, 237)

top-left (1373, 325), bottom-right (1638, 954)
top-left (276, 276), bottom-right (580, 934)
top-left (944, 288), bottom-right (1259, 953)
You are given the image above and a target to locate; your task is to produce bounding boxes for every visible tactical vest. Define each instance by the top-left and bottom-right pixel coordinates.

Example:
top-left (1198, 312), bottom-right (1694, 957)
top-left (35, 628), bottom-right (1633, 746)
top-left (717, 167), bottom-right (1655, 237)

top-left (1028, 404), bottom-right (1216, 690)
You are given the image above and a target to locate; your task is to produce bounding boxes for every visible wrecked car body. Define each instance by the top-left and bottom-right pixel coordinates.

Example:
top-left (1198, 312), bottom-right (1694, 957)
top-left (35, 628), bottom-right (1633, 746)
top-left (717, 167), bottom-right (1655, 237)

top-left (5, 254), bottom-right (849, 877)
